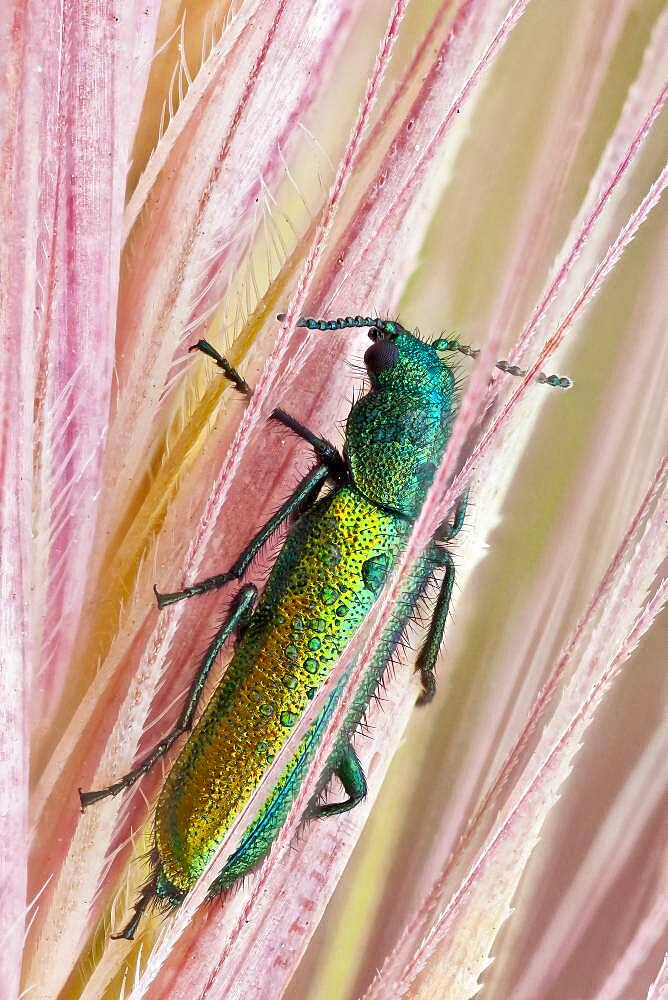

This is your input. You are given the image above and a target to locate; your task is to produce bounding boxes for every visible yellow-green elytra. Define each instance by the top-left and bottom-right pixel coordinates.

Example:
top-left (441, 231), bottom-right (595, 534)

top-left (79, 314), bottom-right (570, 938)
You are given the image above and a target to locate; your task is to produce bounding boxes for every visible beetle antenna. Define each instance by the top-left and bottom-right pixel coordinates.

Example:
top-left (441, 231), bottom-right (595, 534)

top-left (431, 337), bottom-right (572, 390)
top-left (277, 314), bottom-right (571, 388)
top-left (277, 312), bottom-right (406, 335)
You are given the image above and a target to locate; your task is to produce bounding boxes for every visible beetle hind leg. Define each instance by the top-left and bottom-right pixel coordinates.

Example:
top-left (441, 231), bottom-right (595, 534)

top-left (111, 879), bottom-right (156, 940)
top-left (312, 745), bottom-right (367, 818)
top-left (79, 585), bottom-right (258, 810)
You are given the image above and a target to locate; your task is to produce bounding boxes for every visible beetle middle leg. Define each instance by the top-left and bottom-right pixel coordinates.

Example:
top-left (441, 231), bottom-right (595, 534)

top-left (79, 584), bottom-right (258, 810)
top-left (154, 462), bottom-right (329, 608)
top-left (111, 876), bottom-right (156, 940)
top-left (311, 745), bottom-right (367, 819)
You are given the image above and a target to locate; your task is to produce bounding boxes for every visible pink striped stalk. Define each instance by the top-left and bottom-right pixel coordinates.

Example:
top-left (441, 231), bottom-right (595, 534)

top-left (27, 1), bottom-right (157, 733)
top-left (1, 1), bottom-right (159, 994)
top-left (592, 869), bottom-right (668, 1000)
top-left (285, 5), bottom-right (667, 994)
top-left (0, 19), bottom-right (34, 993)
top-left (648, 955), bottom-right (668, 1000)
top-left (2, 2), bottom-right (666, 999)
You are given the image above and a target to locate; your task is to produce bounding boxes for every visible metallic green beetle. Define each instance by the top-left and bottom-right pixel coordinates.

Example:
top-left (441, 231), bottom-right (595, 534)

top-left (80, 314), bottom-right (569, 937)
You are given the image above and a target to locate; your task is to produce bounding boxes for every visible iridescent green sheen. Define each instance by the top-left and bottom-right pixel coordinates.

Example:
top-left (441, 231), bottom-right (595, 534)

top-left (345, 330), bottom-right (455, 518)
top-left (81, 318), bottom-right (465, 937)
top-left (153, 325), bottom-right (456, 903)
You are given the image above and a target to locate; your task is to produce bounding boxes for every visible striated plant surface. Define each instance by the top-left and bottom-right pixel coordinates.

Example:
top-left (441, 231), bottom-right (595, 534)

top-left (1, 1), bottom-right (666, 998)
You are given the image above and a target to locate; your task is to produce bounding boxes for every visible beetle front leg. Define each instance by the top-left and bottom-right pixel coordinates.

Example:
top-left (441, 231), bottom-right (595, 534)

top-left (311, 745), bottom-right (367, 818)
top-left (415, 548), bottom-right (455, 705)
top-left (191, 339), bottom-right (346, 479)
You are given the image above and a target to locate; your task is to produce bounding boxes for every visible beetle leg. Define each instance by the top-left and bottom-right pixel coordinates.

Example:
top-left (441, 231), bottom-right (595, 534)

top-left (190, 339), bottom-right (346, 478)
top-left (154, 463), bottom-right (329, 608)
top-left (312, 745), bottom-right (367, 818)
top-left (270, 407), bottom-right (347, 481)
top-left (79, 584), bottom-right (258, 811)
top-left (110, 878), bottom-right (156, 940)
top-left (415, 548), bottom-right (455, 705)
top-left (434, 491), bottom-right (468, 542)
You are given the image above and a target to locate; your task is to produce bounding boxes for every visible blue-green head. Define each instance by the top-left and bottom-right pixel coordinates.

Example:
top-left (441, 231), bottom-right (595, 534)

top-left (292, 315), bottom-right (457, 519)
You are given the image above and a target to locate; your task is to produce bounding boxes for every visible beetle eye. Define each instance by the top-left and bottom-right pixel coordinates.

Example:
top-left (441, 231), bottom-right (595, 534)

top-left (368, 328), bottom-right (379, 341)
top-left (364, 339), bottom-right (399, 374)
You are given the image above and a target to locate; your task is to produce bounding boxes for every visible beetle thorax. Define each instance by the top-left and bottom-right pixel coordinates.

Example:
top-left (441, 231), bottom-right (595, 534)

top-left (344, 386), bottom-right (453, 518)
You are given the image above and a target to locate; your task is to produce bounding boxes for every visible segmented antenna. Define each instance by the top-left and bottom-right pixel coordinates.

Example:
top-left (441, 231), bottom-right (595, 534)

top-left (277, 312), bottom-right (403, 335)
top-left (277, 314), bottom-right (572, 389)
top-left (431, 337), bottom-right (572, 390)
